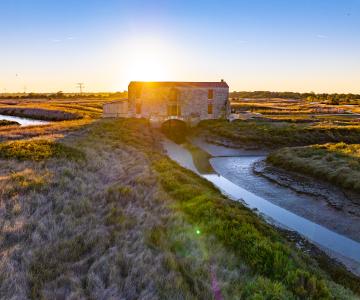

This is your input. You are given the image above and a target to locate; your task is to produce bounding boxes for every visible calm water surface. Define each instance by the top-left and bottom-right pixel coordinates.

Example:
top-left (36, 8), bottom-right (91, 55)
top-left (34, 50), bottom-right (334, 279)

top-left (0, 114), bottom-right (49, 126)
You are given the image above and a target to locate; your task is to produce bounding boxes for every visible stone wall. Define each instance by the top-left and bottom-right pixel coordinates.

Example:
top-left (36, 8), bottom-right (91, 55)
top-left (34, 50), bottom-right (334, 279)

top-left (103, 101), bottom-right (128, 118)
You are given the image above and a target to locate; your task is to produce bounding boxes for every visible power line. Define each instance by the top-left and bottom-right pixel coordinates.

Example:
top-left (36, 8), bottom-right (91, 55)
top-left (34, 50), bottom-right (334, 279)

top-left (76, 83), bottom-right (85, 94)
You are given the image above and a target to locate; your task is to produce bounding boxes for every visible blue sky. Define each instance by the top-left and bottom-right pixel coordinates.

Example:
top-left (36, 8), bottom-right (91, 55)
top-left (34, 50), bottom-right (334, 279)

top-left (0, 0), bottom-right (359, 93)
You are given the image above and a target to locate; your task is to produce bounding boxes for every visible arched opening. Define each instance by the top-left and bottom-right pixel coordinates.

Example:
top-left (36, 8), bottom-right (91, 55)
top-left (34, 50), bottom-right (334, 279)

top-left (161, 119), bottom-right (188, 144)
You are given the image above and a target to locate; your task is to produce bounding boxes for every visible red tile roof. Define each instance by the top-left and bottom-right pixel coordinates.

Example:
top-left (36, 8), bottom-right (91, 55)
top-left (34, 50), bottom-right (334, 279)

top-left (128, 81), bottom-right (229, 88)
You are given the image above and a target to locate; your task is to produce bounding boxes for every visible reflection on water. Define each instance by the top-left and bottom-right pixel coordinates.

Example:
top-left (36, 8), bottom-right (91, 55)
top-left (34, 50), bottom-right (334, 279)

top-left (0, 114), bottom-right (49, 126)
top-left (162, 138), bottom-right (360, 275)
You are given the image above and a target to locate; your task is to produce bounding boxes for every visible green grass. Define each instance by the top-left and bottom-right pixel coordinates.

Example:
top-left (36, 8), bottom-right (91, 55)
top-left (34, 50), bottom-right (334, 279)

top-left (0, 139), bottom-right (85, 161)
top-left (267, 142), bottom-right (360, 192)
top-left (196, 119), bottom-right (360, 148)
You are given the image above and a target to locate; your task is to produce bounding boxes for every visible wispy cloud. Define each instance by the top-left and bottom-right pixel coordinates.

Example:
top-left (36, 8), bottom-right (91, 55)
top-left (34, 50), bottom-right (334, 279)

top-left (316, 34), bottom-right (328, 39)
top-left (49, 36), bottom-right (76, 43)
top-left (50, 38), bottom-right (61, 43)
top-left (237, 40), bottom-right (248, 44)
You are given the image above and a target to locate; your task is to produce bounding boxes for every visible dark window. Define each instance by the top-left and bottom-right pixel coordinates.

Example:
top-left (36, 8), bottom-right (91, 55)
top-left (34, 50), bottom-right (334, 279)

top-left (208, 89), bottom-right (214, 99)
top-left (208, 103), bottom-right (213, 114)
top-left (136, 103), bottom-right (142, 114)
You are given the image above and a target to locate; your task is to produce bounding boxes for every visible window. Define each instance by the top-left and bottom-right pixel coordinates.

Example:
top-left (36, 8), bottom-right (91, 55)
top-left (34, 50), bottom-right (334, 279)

top-left (136, 103), bottom-right (142, 114)
top-left (168, 104), bottom-right (181, 116)
top-left (208, 89), bottom-right (214, 99)
top-left (208, 103), bottom-right (213, 114)
top-left (135, 88), bottom-right (141, 98)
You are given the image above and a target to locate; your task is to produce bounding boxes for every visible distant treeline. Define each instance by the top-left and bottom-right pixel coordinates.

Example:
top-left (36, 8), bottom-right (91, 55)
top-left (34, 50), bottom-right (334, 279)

top-left (230, 91), bottom-right (360, 104)
top-left (0, 91), bottom-right (128, 100)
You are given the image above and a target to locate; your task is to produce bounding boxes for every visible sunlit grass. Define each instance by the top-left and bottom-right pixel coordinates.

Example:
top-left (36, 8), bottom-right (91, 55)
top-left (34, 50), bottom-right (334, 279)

top-left (0, 139), bottom-right (84, 161)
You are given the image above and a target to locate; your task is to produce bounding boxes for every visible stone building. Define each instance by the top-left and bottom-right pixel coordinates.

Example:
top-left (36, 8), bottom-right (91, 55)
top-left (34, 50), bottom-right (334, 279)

top-left (103, 80), bottom-right (230, 126)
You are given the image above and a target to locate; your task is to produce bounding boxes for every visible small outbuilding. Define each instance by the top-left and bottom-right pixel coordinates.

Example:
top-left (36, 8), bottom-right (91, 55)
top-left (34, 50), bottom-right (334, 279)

top-left (103, 100), bottom-right (128, 118)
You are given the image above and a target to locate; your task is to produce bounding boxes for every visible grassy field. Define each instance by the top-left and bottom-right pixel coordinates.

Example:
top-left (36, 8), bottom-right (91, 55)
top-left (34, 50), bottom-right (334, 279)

top-left (267, 143), bottom-right (360, 192)
top-left (196, 119), bottom-right (360, 148)
top-left (0, 99), bottom-right (359, 298)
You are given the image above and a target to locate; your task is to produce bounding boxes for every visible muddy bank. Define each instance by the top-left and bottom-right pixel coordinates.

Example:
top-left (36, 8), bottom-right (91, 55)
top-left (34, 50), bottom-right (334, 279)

top-left (254, 160), bottom-right (360, 218)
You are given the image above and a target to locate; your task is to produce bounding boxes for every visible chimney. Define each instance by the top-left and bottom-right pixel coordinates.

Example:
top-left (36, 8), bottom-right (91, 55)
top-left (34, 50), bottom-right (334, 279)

top-left (221, 79), bottom-right (224, 82)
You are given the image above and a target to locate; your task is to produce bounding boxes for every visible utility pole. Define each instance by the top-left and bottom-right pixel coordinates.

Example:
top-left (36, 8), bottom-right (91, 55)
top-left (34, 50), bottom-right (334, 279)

top-left (76, 83), bottom-right (85, 94)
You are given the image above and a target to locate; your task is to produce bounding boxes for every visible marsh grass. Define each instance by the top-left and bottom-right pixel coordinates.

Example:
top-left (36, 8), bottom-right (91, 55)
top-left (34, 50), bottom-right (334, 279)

top-left (196, 119), bottom-right (360, 148)
top-left (267, 142), bottom-right (360, 192)
top-left (0, 139), bottom-right (84, 161)
top-left (0, 114), bottom-right (358, 299)
top-left (0, 107), bottom-right (81, 121)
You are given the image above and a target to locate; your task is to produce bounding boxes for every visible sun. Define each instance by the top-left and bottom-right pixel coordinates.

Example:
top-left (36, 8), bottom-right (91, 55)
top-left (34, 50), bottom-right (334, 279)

top-left (124, 38), bottom-right (174, 81)
top-left (129, 54), bottom-right (169, 81)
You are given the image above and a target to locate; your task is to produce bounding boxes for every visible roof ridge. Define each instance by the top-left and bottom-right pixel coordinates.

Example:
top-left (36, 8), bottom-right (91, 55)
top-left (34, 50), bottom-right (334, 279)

top-left (128, 81), bottom-right (229, 88)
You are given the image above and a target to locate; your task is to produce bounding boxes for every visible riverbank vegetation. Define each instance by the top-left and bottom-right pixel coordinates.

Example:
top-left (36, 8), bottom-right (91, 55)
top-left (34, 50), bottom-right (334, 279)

top-left (196, 119), bottom-right (360, 148)
top-left (267, 143), bottom-right (360, 192)
top-left (0, 106), bottom-right (358, 298)
top-left (0, 120), bottom-right (19, 126)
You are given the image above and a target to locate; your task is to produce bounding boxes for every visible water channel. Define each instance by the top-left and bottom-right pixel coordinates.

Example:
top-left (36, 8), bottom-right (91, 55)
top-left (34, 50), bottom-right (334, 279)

top-left (0, 114), bottom-right (49, 126)
top-left (162, 138), bottom-right (360, 276)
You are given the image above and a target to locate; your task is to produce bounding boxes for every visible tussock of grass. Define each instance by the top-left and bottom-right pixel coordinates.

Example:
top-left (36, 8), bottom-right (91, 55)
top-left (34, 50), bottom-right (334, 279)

top-left (267, 142), bottom-right (360, 192)
top-left (0, 139), bottom-right (84, 161)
